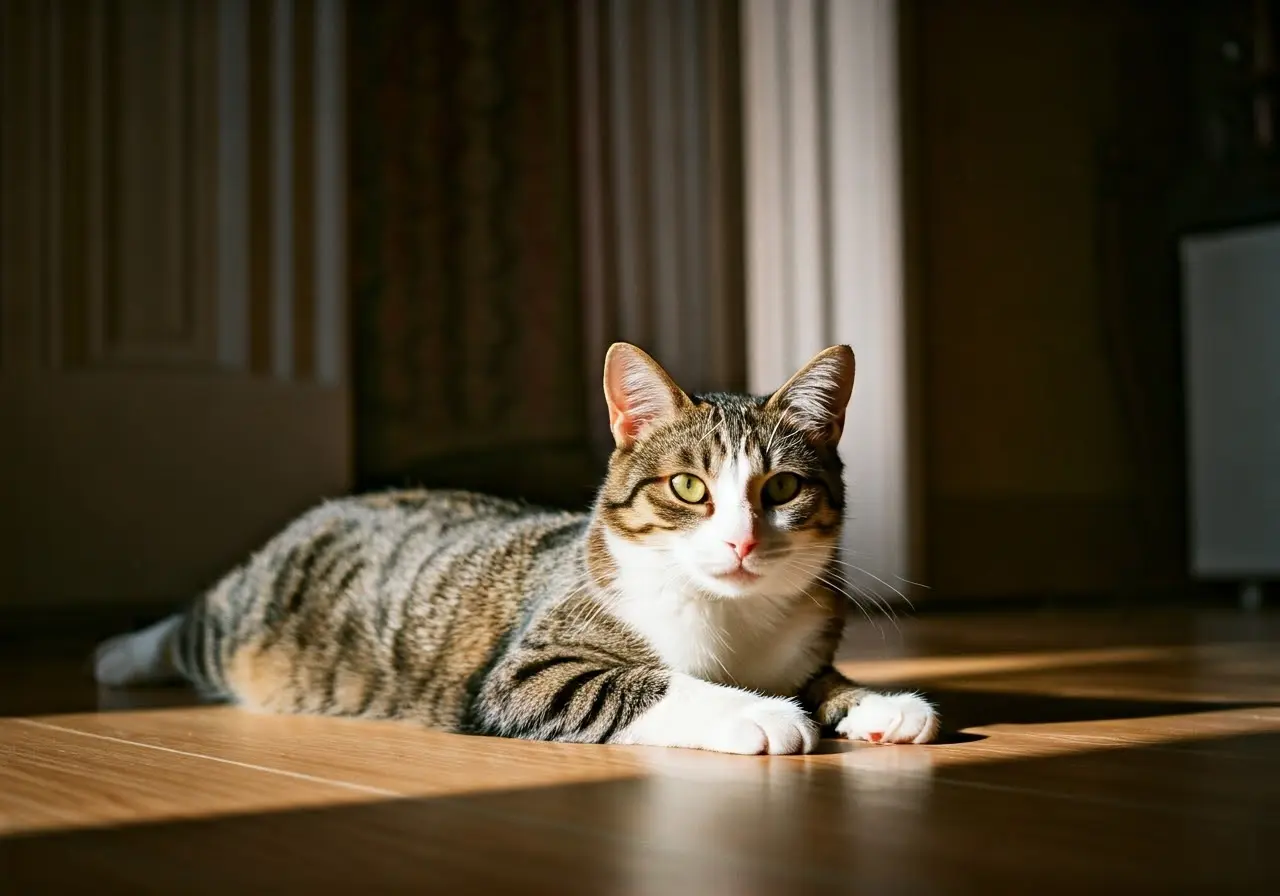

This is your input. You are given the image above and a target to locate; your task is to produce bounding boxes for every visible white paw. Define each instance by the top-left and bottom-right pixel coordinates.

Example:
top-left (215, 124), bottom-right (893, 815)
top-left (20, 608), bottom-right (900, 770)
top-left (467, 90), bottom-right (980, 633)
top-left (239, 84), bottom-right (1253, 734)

top-left (617, 674), bottom-right (818, 755)
top-left (836, 692), bottom-right (939, 745)
top-left (712, 695), bottom-right (819, 756)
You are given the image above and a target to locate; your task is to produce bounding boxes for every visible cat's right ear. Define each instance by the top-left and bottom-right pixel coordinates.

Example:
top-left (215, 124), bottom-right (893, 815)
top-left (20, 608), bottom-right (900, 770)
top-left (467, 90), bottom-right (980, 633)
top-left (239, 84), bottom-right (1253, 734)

top-left (603, 343), bottom-right (691, 449)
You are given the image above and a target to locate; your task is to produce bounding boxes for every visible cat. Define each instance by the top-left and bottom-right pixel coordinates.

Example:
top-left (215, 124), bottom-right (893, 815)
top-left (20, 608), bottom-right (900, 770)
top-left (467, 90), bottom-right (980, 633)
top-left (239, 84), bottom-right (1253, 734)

top-left (94, 343), bottom-right (939, 754)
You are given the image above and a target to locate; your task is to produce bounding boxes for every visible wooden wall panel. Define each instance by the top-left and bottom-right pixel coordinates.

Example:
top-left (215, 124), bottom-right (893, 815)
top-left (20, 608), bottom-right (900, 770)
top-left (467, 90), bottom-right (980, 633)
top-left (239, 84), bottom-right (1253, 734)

top-left (2, 0), bottom-right (344, 382)
top-left (0, 0), bottom-right (351, 611)
top-left (905, 0), bottom-right (1202, 599)
top-left (49, 0), bottom-right (218, 368)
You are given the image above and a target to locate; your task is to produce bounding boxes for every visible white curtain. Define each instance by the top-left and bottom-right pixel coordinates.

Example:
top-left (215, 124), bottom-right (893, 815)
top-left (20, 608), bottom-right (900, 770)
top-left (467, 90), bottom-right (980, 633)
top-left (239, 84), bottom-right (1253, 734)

top-left (742, 0), bottom-right (918, 600)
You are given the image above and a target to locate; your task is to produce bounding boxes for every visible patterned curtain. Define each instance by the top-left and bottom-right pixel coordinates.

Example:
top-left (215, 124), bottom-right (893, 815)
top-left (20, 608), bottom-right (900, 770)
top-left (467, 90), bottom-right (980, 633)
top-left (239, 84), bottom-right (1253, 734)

top-left (348, 0), bottom-right (598, 508)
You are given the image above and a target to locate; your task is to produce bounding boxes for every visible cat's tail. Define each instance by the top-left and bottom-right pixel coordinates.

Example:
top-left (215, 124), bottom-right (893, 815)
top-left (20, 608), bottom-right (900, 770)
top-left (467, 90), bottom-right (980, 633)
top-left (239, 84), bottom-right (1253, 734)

top-left (93, 598), bottom-right (228, 695)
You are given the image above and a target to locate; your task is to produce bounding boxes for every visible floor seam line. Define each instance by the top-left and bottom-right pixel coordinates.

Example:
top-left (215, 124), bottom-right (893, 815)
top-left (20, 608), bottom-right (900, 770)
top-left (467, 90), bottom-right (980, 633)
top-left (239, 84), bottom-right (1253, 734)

top-left (14, 718), bottom-right (402, 798)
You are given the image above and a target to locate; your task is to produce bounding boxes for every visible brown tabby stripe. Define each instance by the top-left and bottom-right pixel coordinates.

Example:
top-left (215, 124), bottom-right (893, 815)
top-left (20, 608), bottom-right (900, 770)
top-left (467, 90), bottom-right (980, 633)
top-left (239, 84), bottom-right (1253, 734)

top-left (609, 520), bottom-right (678, 537)
top-left (174, 599), bottom-right (223, 696)
top-left (601, 475), bottom-right (667, 510)
top-left (800, 665), bottom-right (875, 729)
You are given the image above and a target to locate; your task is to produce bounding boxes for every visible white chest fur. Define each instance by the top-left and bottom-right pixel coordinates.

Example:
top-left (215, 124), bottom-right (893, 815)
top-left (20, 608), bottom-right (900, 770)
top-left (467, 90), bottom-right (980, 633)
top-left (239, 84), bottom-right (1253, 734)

top-left (609, 583), bottom-right (830, 696)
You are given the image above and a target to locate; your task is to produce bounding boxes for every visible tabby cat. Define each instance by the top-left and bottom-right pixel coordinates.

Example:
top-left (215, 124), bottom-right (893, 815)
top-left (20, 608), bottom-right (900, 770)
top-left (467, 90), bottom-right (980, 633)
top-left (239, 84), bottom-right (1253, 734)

top-left (94, 343), bottom-right (938, 754)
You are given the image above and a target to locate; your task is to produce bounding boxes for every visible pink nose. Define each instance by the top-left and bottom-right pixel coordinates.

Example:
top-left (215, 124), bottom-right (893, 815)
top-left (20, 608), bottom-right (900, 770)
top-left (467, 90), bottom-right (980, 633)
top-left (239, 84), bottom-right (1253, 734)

top-left (727, 537), bottom-right (757, 560)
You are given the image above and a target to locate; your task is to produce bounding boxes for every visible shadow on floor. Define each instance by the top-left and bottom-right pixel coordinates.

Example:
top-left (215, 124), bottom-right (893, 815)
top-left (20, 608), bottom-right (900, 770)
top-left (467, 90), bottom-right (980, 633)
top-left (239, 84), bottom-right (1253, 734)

top-left (926, 687), bottom-right (1279, 732)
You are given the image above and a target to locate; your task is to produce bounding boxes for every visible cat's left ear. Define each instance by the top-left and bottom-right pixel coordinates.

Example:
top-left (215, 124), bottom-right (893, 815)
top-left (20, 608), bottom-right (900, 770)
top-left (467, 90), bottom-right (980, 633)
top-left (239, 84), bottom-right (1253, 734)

top-left (766, 345), bottom-right (856, 444)
top-left (603, 343), bottom-right (692, 449)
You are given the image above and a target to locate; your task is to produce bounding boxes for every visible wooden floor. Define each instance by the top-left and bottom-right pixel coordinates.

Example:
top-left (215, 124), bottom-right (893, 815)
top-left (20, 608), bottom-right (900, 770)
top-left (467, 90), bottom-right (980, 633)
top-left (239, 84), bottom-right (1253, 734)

top-left (2, 607), bottom-right (1278, 894)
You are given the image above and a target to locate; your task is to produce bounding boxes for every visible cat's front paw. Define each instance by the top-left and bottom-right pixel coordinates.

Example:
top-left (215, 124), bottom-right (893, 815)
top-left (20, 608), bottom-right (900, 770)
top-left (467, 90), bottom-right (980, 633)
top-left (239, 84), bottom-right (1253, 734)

top-left (616, 676), bottom-right (819, 755)
top-left (713, 695), bottom-right (820, 756)
top-left (836, 692), bottom-right (939, 745)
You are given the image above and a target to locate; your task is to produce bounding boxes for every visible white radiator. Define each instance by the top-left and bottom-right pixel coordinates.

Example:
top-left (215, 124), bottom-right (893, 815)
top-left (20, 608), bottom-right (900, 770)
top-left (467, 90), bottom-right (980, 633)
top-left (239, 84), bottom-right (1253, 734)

top-left (1180, 222), bottom-right (1280, 585)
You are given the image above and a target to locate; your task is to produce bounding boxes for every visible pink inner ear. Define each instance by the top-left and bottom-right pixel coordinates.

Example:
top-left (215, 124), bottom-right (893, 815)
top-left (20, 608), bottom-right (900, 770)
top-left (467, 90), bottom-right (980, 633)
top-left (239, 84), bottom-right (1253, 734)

top-left (604, 344), bottom-right (690, 447)
top-left (609, 405), bottom-right (640, 443)
top-left (607, 381), bottom-right (658, 445)
top-left (606, 360), bottom-right (663, 444)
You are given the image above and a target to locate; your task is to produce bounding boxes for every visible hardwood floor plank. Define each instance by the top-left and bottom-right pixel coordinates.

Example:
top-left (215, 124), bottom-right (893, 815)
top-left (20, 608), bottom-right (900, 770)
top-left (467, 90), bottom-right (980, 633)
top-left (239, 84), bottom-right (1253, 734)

top-left (28, 707), bottom-right (653, 798)
top-left (0, 719), bottom-right (387, 836)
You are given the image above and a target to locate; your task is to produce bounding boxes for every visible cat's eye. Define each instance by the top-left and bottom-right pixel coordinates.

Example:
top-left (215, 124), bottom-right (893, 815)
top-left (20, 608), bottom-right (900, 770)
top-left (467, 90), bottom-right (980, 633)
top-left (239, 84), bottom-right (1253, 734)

top-left (669, 473), bottom-right (708, 504)
top-left (763, 472), bottom-right (801, 506)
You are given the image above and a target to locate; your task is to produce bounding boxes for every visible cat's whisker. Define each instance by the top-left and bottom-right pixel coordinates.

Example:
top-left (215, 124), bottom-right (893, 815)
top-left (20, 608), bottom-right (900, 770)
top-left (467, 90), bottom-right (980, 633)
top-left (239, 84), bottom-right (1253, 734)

top-left (747, 544), bottom-right (828, 561)
top-left (772, 564), bottom-right (825, 614)
top-left (774, 554), bottom-right (900, 638)
top-left (556, 576), bottom-right (621, 638)
top-left (810, 562), bottom-right (904, 623)
top-left (554, 574), bottom-right (597, 605)
top-left (698, 620), bottom-right (736, 680)
top-left (827, 560), bottom-right (917, 611)
top-left (820, 577), bottom-right (883, 636)
top-left (569, 584), bottom-right (624, 639)
top-left (700, 410), bottom-right (718, 444)
top-left (799, 554), bottom-right (919, 610)
top-left (773, 554), bottom-right (883, 635)
top-left (571, 601), bottom-right (612, 640)
top-left (795, 554), bottom-right (897, 612)
top-left (845, 579), bottom-right (901, 636)
top-left (709, 628), bottom-right (735, 655)
top-left (764, 413), bottom-right (786, 458)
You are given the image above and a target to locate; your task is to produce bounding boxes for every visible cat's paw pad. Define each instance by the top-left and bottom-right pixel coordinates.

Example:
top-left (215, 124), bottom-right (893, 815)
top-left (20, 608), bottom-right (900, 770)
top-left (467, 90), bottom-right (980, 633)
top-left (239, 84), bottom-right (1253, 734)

top-left (836, 692), bottom-right (939, 745)
top-left (717, 696), bottom-right (819, 756)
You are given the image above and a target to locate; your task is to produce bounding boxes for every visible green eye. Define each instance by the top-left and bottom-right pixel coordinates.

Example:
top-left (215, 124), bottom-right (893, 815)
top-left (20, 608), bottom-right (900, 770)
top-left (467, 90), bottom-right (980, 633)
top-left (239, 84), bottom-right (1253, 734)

top-left (670, 473), bottom-right (708, 504)
top-left (763, 472), bottom-right (801, 505)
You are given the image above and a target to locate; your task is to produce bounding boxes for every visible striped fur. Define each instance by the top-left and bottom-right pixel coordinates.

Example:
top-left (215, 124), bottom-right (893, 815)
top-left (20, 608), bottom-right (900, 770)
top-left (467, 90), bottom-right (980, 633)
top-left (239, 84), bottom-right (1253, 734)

top-left (94, 344), bottom-right (939, 753)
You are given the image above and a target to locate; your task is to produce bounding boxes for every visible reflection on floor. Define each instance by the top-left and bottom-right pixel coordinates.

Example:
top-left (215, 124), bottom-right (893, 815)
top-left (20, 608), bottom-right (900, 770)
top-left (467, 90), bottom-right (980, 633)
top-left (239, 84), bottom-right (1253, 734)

top-left (2, 608), bottom-right (1277, 892)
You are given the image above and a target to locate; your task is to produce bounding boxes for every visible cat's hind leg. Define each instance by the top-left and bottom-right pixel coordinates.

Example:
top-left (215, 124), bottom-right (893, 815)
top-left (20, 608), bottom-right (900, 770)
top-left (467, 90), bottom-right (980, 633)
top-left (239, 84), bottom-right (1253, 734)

top-left (93, 614), bottom-right (184, 687)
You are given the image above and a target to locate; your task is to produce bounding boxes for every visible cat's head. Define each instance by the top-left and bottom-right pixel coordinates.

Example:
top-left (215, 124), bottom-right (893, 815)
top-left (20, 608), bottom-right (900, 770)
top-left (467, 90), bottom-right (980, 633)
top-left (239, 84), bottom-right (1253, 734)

top-left (595, 343), bottom-right (853, 600)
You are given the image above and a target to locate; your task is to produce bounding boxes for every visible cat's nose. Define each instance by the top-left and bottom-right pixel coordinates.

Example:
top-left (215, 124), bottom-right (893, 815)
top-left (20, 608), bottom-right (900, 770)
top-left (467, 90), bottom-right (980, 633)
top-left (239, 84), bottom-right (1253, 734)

top-left (727, 537), bottom-right (757, 560)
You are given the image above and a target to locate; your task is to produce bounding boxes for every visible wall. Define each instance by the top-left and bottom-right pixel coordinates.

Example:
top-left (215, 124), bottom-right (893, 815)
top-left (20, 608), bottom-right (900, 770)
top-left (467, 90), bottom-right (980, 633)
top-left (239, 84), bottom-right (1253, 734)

top-left (907, 0), bottom-right (1197, 598)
